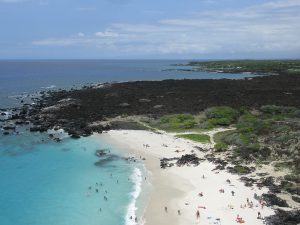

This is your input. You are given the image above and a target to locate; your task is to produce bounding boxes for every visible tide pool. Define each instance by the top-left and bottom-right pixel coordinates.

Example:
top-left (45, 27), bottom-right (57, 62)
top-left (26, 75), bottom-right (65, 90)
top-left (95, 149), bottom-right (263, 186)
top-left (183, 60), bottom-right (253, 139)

top-left (0, 132), bottom-right (142, 225)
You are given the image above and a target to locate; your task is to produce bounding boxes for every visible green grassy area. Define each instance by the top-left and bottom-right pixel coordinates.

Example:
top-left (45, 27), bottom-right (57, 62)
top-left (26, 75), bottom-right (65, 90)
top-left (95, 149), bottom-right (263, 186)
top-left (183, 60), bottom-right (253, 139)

top-left (157, 114), bottom-right (196, 131)
top-left (147, 105), bottom-right (300, 195)
top-left (149, 107), bottom-right (239, 132)
top-left (176, 134), bottom-right (211, 143)
top-left (146, 105), bottom-right (300, 178)
top-left (211, 105), bottom-right (300, 174)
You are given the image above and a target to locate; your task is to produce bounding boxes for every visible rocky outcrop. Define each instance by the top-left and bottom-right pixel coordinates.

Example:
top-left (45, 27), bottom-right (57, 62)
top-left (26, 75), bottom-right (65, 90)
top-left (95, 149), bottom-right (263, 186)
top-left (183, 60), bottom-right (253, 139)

top-left (265, 209), bottom-right (300, 225)
top-left (262, 193), bottom-right (289, 207)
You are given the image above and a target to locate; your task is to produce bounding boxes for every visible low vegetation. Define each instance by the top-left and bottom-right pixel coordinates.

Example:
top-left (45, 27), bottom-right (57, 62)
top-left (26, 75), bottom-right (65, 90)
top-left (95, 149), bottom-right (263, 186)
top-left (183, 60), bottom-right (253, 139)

top-left (147, 105), bottom-right (299, 180)
top-left (176, 134), bottom-right (211, 144)
top-left (212, 106), bottom-right (300, 174)
top-left (186, 60), bottom-right (300, 75)
top-left (149, 106), bottom-right (240, 132)
top-left (159, 114), bottom-right (196, 131)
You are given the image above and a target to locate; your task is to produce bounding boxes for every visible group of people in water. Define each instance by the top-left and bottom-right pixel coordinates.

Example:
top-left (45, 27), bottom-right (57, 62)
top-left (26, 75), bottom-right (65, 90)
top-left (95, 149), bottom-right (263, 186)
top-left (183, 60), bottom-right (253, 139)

top-left (85, 173), bottom-right (121, 214)
top-left (87, 171), bottom-right (147, 224)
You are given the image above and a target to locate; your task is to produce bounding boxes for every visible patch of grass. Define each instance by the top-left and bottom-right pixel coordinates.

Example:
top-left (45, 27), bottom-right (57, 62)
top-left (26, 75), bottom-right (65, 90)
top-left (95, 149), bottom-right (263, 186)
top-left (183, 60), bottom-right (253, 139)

top-left (176, 134), bottom-right (211, 143)
top-left (205, 106), bottom-right (239, 127)
top-left (233, 165), bottom-right (252, 174)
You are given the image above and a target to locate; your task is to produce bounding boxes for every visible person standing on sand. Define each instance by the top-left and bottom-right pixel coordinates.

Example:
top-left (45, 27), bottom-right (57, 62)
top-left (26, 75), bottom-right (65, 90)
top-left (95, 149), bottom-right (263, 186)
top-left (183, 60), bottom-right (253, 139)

top-left (257, 212), bottom-right (262, 219)
top-left (164, 206), bottom-right (168, 213)
top-left (196, 210), bottom-right (200, 219)
top-left (177, 210), bottom-right (181, 215)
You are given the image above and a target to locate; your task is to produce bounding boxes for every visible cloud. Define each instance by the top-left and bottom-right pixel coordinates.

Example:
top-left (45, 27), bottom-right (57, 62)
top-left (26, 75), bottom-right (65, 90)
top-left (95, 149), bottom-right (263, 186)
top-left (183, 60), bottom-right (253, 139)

top-left (77, 32), bottom-right (85, 37)
top-left (95, 31), bottom-right (119, 38)
top-left (265, 0), bottom-right (300, 8)
top-left (32, 0), bottom-right (300, 57)
top-left (0, 0), bottom-right (25, 3)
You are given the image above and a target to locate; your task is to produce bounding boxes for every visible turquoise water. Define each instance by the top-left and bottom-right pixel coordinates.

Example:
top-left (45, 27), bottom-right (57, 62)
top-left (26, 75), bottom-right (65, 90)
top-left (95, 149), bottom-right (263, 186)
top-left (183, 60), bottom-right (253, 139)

top-left (0, 131), bottom-right (143, 225)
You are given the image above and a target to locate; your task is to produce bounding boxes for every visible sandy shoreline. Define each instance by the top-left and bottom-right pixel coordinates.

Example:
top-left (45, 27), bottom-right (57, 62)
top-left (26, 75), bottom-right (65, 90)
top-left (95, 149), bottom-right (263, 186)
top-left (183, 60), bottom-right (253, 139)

top-left (96, 130), bottom-right (275, 225)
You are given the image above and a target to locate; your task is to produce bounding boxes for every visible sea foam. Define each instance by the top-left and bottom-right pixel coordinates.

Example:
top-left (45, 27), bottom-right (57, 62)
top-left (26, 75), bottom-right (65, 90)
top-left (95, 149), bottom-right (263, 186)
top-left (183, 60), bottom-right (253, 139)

top-left (125, 167), bottom-right (143, 225)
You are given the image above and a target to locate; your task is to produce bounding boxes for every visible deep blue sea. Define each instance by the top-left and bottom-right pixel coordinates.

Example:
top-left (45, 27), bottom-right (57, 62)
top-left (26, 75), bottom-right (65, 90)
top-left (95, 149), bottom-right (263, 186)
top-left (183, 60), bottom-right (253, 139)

top-left (0, 60), bottom-right (253, 225)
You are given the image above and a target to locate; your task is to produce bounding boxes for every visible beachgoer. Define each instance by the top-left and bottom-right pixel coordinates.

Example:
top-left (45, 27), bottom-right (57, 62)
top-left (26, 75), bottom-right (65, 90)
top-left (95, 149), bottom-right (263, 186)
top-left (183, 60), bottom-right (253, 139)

top-left (236, 214), bottom-right (245, 223)
top-left (198, 192), bottom-right (203, 197)
top-left (164, 206), bottom-right (168, 213)
top-left (177, 210), bottom-right (181, 215)
top-left (231, 191), bottom-right (235, 196)
top-left (135, 217), bottom-right (138, 223)
top-left (226, 179), bottom-right (231, 184)
top-left (257, 212), bottom-right (262, 219)
top-left (99, 208), bottom-right (102, 212)
top-left (196, 210), bottom-right (200, 219)
top-left (202, 174), bottom-right (205, 179)
top-left (96, 189), bottom-right (98, 193)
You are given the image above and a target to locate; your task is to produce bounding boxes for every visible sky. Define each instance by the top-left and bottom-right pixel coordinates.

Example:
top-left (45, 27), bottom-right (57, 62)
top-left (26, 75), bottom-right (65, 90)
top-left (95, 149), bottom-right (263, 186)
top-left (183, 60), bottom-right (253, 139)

top-left (0, 0), bottom-right (300, 59)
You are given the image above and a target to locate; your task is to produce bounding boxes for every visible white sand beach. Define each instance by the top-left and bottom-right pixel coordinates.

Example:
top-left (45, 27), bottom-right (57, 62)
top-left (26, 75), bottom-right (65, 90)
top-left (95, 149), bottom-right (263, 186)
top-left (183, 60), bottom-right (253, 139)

top-left (97, 130), bottom-right (275, 225)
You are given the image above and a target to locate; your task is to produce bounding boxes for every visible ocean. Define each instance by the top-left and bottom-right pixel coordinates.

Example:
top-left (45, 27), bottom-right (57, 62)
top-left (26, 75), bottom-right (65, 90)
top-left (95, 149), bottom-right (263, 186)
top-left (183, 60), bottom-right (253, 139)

top-left (0, 60), bottom-right (253, 225)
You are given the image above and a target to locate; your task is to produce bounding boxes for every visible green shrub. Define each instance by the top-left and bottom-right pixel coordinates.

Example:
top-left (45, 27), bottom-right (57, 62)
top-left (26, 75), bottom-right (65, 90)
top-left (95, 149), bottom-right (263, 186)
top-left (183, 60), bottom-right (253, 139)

top-left (205, 106), bottom-right (239, 126)
top-left (237, 113), bottom-right (271, 135)
top-left (233, 165), bottom-right (252, 174)
top-left (207, 117), bottom-right (232, 126)
top-left (223, 132), bottom-right (241, 145)
top-left (260, 105), bottom-right (298, 116)
top-left (159, 114), bottom-right (196, 130)
top-left (160, 116), bottom-right (171, 124)
top-left (214, 142), bottom-right (228, 152)
top-left (292, 110), bottom-right (300, 118)
top-left (260, 105), bottom-right (282, 114)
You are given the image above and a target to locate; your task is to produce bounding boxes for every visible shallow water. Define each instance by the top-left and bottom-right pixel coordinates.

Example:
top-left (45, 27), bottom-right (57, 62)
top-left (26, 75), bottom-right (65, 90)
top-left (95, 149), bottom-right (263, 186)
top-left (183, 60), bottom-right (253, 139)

top-left (0, 132), bottom-right (144, 225)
